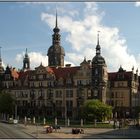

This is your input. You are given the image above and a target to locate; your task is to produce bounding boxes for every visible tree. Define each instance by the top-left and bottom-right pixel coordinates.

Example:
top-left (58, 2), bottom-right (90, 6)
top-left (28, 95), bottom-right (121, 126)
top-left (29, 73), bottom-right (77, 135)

top-left (0, 91), bottom-right (15, 116)
top-left (82, 99), bottom-right (112, 122)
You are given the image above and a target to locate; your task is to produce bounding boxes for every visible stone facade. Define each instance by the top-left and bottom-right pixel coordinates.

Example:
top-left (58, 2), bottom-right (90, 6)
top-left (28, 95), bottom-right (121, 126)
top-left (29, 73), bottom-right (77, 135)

top-left (0, 13), bottom-right (139, 119)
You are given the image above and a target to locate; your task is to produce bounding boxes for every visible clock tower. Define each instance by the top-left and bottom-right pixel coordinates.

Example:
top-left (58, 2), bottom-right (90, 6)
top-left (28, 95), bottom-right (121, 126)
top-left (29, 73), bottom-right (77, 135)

top-left (91, 32), bottom-right (108, 103)
top-left (47, 11), bottom-right (65, 67)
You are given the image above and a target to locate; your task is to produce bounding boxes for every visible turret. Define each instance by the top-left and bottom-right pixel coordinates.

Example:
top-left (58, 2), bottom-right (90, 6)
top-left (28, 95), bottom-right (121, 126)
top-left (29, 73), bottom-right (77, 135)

top-left (23, 48), bottom-right (30, 71)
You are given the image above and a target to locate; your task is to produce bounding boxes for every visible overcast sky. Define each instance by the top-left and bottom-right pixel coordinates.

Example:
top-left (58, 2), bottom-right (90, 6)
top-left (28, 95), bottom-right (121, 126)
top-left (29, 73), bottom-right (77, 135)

top-left (0, 2), bottom-right (140, 72)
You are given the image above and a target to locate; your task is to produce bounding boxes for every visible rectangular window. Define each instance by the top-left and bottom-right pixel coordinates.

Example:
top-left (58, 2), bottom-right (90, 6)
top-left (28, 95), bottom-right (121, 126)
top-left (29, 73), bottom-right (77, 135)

top-left (56, 100), bottom-right (62, 107)
top-left (66, 100), bottom-right (73, 108)
top-left (55, 90), bottom-right (62, 98)
top-left (77, 80), bottom-right (82, 85)
top-left (66, 90), bottom-right (73, 98)
top-left (87, 89), bottom-right (91, 98)
top-left (47, 90), bottom-right (53, 98)
top-left (39, 82), bottom-right (42, 87)
top-left (111, 92), bottom-right (114, 98)
top-left (66, 79), bottom-right (72, 84)
top-left (77, 88), bottom-right (84, 97)
top-left (47, 81), bottom-right (54, 87)
top-left (38, 75), bottom-right (43, 80)
top-left (38, 90), bottom-right (43, 97)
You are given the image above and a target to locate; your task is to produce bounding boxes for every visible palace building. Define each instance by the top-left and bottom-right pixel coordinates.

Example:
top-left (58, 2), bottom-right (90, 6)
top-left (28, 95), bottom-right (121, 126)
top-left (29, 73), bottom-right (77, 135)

top-left (0, 12), bottom-right (139, 119)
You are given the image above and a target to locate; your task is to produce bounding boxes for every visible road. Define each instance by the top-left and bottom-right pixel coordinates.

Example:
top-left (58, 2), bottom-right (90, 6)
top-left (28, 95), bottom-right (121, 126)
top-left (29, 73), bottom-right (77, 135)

top-left (1, 122), bottom-right (140, 139)
top-left (0, 122), bottom-right (33, 138)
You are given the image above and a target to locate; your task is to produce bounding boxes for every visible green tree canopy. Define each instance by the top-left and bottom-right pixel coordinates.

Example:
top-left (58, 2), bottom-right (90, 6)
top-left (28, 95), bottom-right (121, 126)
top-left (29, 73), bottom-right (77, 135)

top-left (82, 99), bottom-right (112, 122)
top-left (0, 91), bottom-right (15, 115)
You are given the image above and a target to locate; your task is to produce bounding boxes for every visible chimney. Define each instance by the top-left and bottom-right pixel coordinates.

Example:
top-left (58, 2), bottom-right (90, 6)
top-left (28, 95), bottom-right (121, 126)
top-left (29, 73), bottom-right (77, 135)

top-left (65, 64), bottom-right (71, 67)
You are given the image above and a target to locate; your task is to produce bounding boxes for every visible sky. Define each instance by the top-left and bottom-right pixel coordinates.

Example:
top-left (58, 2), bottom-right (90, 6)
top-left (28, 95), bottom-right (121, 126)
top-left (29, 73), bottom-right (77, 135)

top-left (0, 2), bottom-right (140, 72)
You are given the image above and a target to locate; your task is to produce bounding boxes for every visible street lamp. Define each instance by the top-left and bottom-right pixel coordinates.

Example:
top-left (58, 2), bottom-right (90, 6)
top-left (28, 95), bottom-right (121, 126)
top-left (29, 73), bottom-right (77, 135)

top-left (52, 101), bottom-right (56, 118)
top-left (14, 97), bottom-right (17, 120)
top-left (65, 101), bottom-right (67, 127)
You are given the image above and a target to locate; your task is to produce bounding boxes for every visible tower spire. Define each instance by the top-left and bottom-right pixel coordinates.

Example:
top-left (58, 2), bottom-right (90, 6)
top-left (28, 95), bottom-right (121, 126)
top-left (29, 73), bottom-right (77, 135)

top-left (53, 10), bottom-right (60, 33)
top-left (97, 31), bottom-right (100, 45)
top-left (55, 9), bottom-right (58, 28)
top-left (96, 31), bottom-right (101, 55)
top-left (25, 48), bottom-right (28, 58)
top-left (26, 48), bottom-right (27, 54)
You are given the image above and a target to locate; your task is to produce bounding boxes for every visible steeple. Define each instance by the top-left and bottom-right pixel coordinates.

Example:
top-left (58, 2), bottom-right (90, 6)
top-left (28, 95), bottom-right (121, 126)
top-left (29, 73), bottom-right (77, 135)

top-left (53, 10), bottom-right (60, 33)
top-left (96, 31), bottom-right (101, 55)
top-left (47, 10), bottom-right (65, 67)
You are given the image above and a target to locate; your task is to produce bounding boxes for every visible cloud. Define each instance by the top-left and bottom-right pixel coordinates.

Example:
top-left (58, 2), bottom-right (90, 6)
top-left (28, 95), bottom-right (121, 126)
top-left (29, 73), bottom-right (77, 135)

top-left (16, 51), bottom-right (48, 69)
top-left (25, 2), bottom-right (49, 5)
top-left (135, 2), bottom-right (140, 7)
top-left (15, 51), bottom-right (74, 69)
top-left (41, 2), bottom-right (140, 72)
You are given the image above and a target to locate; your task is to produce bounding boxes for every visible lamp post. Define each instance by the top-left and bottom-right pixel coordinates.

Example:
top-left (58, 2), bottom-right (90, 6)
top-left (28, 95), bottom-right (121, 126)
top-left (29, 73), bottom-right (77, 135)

top-left (15, 98), bottom-right (17, 120)
top-left (65, 102), bottom-right (67, 127)
top-left (53, 102), bottom-right (56, 118)
top-left (134, 93), bottom-right (137, 125)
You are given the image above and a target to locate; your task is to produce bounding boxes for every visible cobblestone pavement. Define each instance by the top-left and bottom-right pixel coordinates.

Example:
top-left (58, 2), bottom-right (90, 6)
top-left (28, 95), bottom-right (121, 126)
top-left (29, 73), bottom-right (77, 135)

top-left (17, 123), bottom-right (140, 139)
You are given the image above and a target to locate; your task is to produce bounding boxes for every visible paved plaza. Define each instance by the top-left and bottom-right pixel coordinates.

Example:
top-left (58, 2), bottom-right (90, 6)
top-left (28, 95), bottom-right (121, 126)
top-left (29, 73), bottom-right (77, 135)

top-left (16, 123), bottom-right (140, 139)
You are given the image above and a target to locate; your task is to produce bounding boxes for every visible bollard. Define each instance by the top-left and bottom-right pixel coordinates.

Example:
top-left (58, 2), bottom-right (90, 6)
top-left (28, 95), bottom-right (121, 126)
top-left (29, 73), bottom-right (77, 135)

top-left (94, 119), bottom-right (97, 127)
top-left (24, 116), bottom-right (27, 126)
top-left (81, 119), bottom-right (83, 127)
top-left (55, 117), bottom-right (57, 126)
top-left (44, 117), bottom-right (46, 125)
top-left (68, 118), bottom-right (70, 127)
top-left (33, 117), bottom-right (36, 124)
